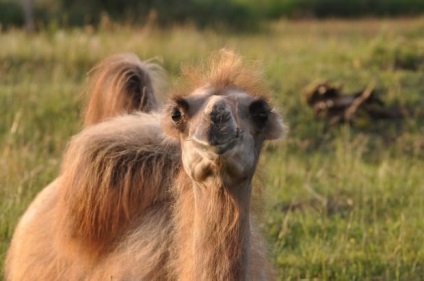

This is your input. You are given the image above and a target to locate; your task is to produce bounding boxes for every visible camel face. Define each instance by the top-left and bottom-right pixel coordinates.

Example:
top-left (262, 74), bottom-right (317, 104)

top-left (165, 87), bottom-right (283, 183)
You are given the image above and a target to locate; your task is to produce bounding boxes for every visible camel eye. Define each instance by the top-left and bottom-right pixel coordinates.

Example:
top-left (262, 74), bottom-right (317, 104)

top-left (250, 100), bottom-right (270, 126)
top-left (171, 107), bottom-right (183, 123)
top-left (253, 111), bottom-right (268, 123)
top-left (169, 97), bottom-right (189, 125)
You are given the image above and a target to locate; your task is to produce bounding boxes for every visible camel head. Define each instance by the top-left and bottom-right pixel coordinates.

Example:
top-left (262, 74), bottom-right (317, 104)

top-left (163, 51), bottom-right (284, 186)
top-left (164, 86), bottom-right (284, 185)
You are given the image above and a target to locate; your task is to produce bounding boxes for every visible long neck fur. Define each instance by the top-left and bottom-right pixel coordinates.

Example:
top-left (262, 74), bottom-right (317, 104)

top-left (172, 170), bottom-right (252, 281)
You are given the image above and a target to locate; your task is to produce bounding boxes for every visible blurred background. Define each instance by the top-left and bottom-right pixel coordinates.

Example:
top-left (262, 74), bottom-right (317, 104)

top-left (2, 0), bottom-right (424, 32)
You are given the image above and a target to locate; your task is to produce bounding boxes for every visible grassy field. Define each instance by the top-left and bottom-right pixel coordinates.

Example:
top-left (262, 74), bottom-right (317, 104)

top-left (1, 18), bottom-right (424, 280)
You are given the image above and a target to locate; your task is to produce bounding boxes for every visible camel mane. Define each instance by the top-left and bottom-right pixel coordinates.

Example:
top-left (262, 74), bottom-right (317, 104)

top-left (171, 171), bottom-right (249, 280)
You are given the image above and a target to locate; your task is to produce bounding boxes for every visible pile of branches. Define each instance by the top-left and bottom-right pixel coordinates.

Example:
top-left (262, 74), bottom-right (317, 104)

top-left (303, 82), bottom-right (403, 126)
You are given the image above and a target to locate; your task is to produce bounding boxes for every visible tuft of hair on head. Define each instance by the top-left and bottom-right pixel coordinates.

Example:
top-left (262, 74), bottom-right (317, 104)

top-left (82, 53), bottom-right (168, 127)
top-left (175, 49), bottom-right (270, 99)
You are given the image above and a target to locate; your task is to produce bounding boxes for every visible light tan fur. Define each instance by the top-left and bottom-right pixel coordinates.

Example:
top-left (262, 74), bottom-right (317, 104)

top-left (5, 50), bottom-right (284, 281)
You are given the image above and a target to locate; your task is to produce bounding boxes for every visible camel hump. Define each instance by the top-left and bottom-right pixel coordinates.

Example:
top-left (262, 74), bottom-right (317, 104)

top-left (83, 53), bottom-right (168, 127)
top-left (57, 113), bottom-right (179, 257)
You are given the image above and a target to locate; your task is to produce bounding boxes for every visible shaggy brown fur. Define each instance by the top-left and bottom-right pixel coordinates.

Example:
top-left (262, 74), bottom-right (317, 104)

top-left (5, 114), bottom-right (179, 280)
top-left (5, 50), bottom-right (284, 281)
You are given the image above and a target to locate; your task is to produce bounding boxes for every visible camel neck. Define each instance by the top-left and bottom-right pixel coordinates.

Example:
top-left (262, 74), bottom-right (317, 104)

top-left (173, 173), bottom-right (252, 281)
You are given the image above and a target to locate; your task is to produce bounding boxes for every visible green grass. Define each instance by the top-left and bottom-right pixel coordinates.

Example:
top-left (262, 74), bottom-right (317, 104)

top-left (1, 18), bottom-right (424, 280)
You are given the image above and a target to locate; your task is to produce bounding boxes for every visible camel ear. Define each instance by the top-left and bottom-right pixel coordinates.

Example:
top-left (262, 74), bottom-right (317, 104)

top-left (265, 111), bottom-right (285, 140)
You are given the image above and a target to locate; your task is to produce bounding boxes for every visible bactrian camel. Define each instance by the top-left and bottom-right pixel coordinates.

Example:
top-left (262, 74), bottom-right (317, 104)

top-left (5, 50), bottom-right (285, 281)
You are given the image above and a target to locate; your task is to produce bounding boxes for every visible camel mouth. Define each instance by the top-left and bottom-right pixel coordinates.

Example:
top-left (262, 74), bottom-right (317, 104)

top-left (190, 133), bottom-right (241, 155)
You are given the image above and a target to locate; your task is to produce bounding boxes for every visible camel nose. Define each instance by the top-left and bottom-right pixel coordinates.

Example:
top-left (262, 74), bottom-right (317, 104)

top-left (204, 96), bottom-right (232, 124)
top-left (192, 95), bottom-right (238, 150)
